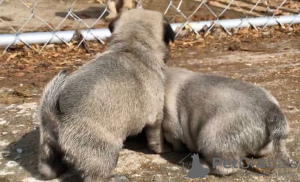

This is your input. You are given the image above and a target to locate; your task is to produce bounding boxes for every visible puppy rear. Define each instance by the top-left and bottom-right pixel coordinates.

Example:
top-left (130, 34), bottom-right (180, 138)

top-left (162, 67), bottom-right (291, 175)
top-left (265, 103), bottom-right (290, 162)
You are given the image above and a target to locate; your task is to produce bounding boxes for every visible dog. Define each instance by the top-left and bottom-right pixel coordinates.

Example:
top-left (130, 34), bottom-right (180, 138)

top-left (38, 9), bottom-right (174, 182)
top-left (162, 67), bottom-right (292, 175)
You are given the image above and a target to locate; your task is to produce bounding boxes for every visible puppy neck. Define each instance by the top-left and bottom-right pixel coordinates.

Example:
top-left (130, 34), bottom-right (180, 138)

top-left (107, 34), bottom-right (168, 68)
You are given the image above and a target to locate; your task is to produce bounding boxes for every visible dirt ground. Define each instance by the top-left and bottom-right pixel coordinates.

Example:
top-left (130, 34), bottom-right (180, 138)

top-left (0, 24), bottom-right (299, 182)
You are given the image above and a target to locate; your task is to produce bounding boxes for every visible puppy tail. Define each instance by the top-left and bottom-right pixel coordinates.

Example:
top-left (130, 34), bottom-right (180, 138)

top-left (39, 70), bottom-right (67, 130)
top-left (38, 70), bottom-right (68, 179)
top-left (266, 104), bottom-right (291, 164)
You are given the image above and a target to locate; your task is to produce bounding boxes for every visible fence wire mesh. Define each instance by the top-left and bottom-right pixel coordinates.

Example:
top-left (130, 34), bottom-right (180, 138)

top-left (1, 0), bottom-right (300, 54)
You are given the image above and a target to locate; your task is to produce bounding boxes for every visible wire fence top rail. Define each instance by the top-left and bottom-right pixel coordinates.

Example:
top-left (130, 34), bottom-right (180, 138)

top-left (1, 0), bottom-right (300, 54)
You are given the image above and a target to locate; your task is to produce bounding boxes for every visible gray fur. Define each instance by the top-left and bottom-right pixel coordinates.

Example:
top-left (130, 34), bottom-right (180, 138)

top-left (38, 9), bottom-right (174, 182)
top-left (162, 67), bottom-right (291, 175)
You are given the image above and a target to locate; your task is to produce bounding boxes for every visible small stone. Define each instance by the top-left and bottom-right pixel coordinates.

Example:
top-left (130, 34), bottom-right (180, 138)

top-left (171, 166), bottom-right (180, 171)
top-left (5, 104), bottom-right (15, 110)
top-left (2, 131), bottom-right (8, 136)
top-left (0, 171), bottom-right (15, 176)
top-left (0, 119), bottom-right (7, 125)
top-left (0, 87), bottom-right (13, 93)
top-left (286, 105), bottom-right (299, 113)
top-left (0, 140), bottom-right (10, 147)
top-left (262, 31), bottom-right (271, 37)
top-left (17, 148), bottom-right (23, 154)
top-left (6, 161), bottom-right (18, 168)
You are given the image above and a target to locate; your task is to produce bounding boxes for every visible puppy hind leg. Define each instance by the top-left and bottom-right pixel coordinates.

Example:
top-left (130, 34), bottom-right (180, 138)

top-left (208, 161), bottom-right (240, 176)
top-left (61, 134), bottom-right (127, 182)
top-left (202, 153), bottom-right (240, 176)
top-left (257, 141), bottom-right (274, 157)
top-left (273, 139), bottom-right (292, 166)
top-left (81, 147), bottom-right (128, 182)
top-left (164, 131), bottom-right (187, 153)
top-left (266, 105), bottom-right (291, 165)
top-left (146, 121), bottom-right (172, 154)
top-left (38, 130), bottom-right (67, 179)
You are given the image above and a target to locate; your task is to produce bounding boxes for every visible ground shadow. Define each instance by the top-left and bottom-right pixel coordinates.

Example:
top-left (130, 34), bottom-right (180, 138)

top-left (55, 7), bottom-right (108, 20)
top-left (125, 131), bottom-right (270, 177)
top-left (124, 130), bottom-right (191, 165)
top-left (3, 128), bottom-right (267, 181)
top-left (3, 128), bottom-right (188, 181)
top-left (4, 129), bottom-right (40, 179)
top-left (3, 129), bottom-right (83, 182)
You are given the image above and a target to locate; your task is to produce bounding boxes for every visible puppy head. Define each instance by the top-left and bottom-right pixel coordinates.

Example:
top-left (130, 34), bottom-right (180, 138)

top-left (108, 9), bottom-right (175, 46)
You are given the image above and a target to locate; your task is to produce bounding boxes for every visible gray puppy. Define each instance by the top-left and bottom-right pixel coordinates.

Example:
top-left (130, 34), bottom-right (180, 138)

top-left (162, 67), bottom-right (292, 175)
top-left (38, 9), bottom-right (174, 182)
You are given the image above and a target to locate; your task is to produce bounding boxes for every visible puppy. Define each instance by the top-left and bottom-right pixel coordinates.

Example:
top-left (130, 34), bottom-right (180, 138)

top-left (162, 67), bottom-right (291, 175)
top-left (38, 9), bottom-right (174, 182)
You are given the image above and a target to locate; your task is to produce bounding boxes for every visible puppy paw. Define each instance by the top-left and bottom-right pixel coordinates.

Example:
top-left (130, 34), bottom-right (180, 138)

top-left (149, 143), bottom-right (173, 154)
top-left (38, 163), bottom-right (59, 180)
top-left (110, 175), bottom-right (129, 182)
top-left (106, 14), bottom-right (117, 21)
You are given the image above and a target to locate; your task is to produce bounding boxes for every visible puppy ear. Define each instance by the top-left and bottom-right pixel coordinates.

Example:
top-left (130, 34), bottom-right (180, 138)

top-left (108, 18), bottom-right (116, 33)
top-left (163, 18), bottom-right (175, 45)
top-left (108, 16), bottom-right (120, 33)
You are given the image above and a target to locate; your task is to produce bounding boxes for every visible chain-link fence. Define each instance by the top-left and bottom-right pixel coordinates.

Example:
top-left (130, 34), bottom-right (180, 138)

top-left (1, 0), bottom-right (300, 54)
